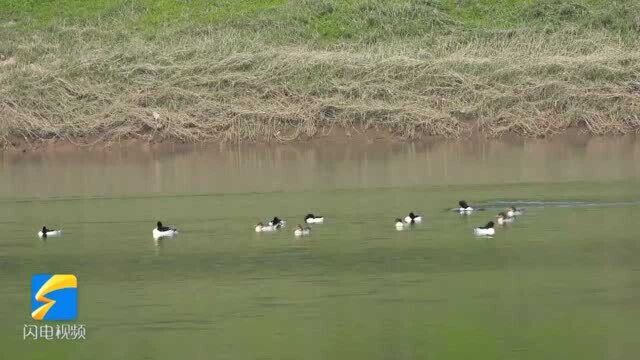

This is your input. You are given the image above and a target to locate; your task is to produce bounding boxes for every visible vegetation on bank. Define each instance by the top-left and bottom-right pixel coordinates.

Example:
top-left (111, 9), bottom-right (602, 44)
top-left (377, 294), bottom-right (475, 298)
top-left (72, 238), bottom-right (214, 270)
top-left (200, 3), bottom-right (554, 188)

top-left (1, 0), bottom-right (639, 146)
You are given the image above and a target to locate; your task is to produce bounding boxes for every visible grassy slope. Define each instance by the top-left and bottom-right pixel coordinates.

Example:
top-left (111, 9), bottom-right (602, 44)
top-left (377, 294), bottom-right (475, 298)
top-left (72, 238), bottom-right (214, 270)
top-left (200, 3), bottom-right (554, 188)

top-left (0, 0), bottom-right (639, 145)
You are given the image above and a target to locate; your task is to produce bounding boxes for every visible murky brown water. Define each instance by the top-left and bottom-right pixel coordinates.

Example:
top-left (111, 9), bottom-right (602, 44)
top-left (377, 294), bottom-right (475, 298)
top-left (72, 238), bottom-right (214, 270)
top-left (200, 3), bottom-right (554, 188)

top-left (2, 136), bottom-right (640, 199)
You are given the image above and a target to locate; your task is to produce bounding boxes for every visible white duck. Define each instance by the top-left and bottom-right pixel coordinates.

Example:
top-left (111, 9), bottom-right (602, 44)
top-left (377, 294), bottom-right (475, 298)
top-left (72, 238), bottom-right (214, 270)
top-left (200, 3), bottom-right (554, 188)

top-left (153, 221), bottom-right (178, 239)
top-left (38, 226), bottom-right (62, 239)
top-left (458, 200), bottom-right (474, 213)
top-left (294, 225), bottom-right (311, 236)
top-left (473, 221), bottom-right (495, 236)
top-left (496, 212), bottom-right (514, 225)
top-left (255, 222), bottom-right (276, 232)
top-left (506, 206), bottom-right (524, 218)
top-left (268, 217), bottom-right (286, 228)
top-left (403, 212), bottom-right (423, 224)
top-left (304, 214), bottom-right (324, 224)
top-left (395, 218), bottom-right (406, 231)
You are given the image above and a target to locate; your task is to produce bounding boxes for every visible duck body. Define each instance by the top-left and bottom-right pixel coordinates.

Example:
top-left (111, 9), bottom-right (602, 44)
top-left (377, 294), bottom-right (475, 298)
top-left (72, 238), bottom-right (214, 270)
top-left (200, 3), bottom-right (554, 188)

top-left (403, 212), bottom-right (423, 224)
top-left (474, 227), bottom-right (495, 236)
top-left (153, 221), bottom-right (178, 239)
top-left (496, 212), bottom-right (514, 225)
top-left (457, 200), bottom-right (474, 213)
top-left (304, 214), bottom-right (324, 224)
top-left (255, 223), bottom-right (276, 232)
top-left (268, 217), bottom-right (286, 228)
top-left (395, 218), bottom-right (406, 231)
top-left (507, 207), bottom-right (523, 218)
top-left (38, 227), bottom-right (62, 238)
top-left (153, 228), bottom-right (178, 239)
top-left (473, 221), bottom-right (495, 236)
top-left (294, 225), bottom-right (311, 236)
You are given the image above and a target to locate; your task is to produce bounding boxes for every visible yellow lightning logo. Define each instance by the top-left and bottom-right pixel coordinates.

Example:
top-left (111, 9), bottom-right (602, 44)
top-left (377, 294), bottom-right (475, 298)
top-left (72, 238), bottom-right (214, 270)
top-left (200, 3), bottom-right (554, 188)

top-left (31, 274), bottom-right (77, 320)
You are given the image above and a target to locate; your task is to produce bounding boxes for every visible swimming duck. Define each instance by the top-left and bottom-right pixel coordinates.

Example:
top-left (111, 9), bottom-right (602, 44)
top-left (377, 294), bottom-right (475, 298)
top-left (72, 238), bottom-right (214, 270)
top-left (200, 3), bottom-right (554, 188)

top-left (153, 221), bottom-right (178, 239)
top-left (294, 225), bottom-right (311, 236)
top-left (506, 206), bottom-right (524, 218)
top-left (458, 200), bottom-right (474, 213)
top-left (304, 214), bottom-right (324, 224)
top-left (268, 217), bottom-right (286, 228)
top-left (38, 226), bottom-right (62, 239)
top-left (473, 221), bottom-right (495, 236)
top-left (255, 222), bottom-right (277, 232)
top-left (403, 212), bottom-right (423, 224)
top-left (496, 212), bottom-right (514, 225)
top-left (395, 218), bottom-right (406, 231)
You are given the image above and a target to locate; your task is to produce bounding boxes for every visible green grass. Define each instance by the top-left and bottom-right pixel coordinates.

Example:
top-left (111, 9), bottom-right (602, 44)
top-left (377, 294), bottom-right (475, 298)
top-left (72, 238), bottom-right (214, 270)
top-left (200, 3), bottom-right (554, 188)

top-left (0, 0), bottom-right (639, 146)
top-left (3, 0), bottom-right (638, 37)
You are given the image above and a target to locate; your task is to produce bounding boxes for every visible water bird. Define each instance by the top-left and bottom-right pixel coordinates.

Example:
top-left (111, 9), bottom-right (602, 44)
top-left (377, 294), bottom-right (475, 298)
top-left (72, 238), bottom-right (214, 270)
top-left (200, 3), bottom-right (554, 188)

top-left (153, 221), bottom-right (178, 239)
top-left (473, 221), bottom-right (495, 236)
top-left (268, 217), bottom-right (286, 228)
top-left (496, 212), bottom-right (514, 225)
top-left (304, 214), bottom-right (324, 224)
top-left (255, 222), bottom-right (276, 232)
top-left (294, 225), bottom-right (311, 236)
top-left (458, 200), bottom-right (474, 213)
top-left (506, 206), bottom-right (524, 218)
top-left (395, 218), bottom-right (406, 231)
top-left (38, 226), bottom-right (62, 239)
top-left (403, 212), bottom-right (423, 224)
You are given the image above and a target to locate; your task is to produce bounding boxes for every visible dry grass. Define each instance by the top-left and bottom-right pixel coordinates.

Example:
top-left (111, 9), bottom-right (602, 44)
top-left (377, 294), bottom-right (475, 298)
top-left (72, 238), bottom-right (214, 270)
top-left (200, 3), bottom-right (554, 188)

top-left (1, 1), bottom-right (640, 146)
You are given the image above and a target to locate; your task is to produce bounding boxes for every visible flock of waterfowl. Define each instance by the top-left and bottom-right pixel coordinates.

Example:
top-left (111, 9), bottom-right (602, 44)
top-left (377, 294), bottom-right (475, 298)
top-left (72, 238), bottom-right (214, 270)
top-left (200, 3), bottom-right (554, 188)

top-left (392, 200), bottom-right (525, 236)
top-left (37, 201), bottom-right (524, 241)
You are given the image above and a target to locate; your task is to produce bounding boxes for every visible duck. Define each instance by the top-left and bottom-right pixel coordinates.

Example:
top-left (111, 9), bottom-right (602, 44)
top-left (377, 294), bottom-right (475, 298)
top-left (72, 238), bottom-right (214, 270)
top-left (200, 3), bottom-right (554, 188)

top-left (458, 200), bottom-right (474, 213)
top-left (38, 226), bottom-right (62, 239)
top-left (304, 214), bottom-right (324, 224)
top-left (395, 218), bottom-right (406, 231)
top-left (294, 225), bottom-right (311, 236)
top-left (506, 206), bottom-right (524, 218)
top-left (403, 212), bottom-right (423, 224)
top-left (268, 217), bottom-right (286, 228)
top-left (473, 221), bottom-right (495, 236)
top-left (496, 212), bottom-right (514, 225)
top-left (152, 221), bottom-right (178, 239)
top-left (255, 222), bottom-right (276, 232)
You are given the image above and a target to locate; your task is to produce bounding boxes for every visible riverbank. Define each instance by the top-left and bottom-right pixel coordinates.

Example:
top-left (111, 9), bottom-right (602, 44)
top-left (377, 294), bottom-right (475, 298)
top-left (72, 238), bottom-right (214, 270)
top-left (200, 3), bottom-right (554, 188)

top-left (1, 1), bottom-right (639, 148)
top-left (3, 127), bottom-right (637, 157)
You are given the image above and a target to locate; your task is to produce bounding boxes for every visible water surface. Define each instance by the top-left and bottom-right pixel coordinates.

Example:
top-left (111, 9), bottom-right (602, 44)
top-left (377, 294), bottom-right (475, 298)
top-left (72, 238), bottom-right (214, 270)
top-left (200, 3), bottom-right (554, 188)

top-left (2, 137), bottom-right (640, 359)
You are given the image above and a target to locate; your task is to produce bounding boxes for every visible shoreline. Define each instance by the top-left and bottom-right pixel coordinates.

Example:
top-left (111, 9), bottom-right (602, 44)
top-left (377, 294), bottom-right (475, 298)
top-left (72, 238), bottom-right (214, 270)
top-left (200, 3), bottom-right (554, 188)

top-left (3, 1), bottom-right (639, 155)
top-left (2, 126), bottom-right (637, 156)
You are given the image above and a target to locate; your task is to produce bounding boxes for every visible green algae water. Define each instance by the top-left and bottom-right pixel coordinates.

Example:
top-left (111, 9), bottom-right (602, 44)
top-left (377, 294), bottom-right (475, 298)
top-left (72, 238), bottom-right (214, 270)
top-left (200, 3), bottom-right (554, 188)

top-left (1, 138), bottom-right (640, 359)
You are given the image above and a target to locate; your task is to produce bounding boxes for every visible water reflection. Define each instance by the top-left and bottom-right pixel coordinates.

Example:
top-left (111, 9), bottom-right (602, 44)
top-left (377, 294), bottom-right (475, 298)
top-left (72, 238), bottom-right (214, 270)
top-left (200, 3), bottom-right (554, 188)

top-left (1, 136), bottom-right (639, 200)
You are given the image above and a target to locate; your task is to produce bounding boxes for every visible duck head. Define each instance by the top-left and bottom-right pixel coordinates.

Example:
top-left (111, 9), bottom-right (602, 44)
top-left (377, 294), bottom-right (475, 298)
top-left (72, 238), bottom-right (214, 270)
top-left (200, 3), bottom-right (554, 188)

top-left (157, 221), bottom-right (163, 229)
top-left (272, 217), bottom-right (281, 224)
top-left (459, 200), bottom-right (469, 208)
top-left (485, 221), bottom-right (495, 228)
top-left (409, 212), bottom-right (416, 218)
top-left (304, 214), bottom-right (314, 220)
